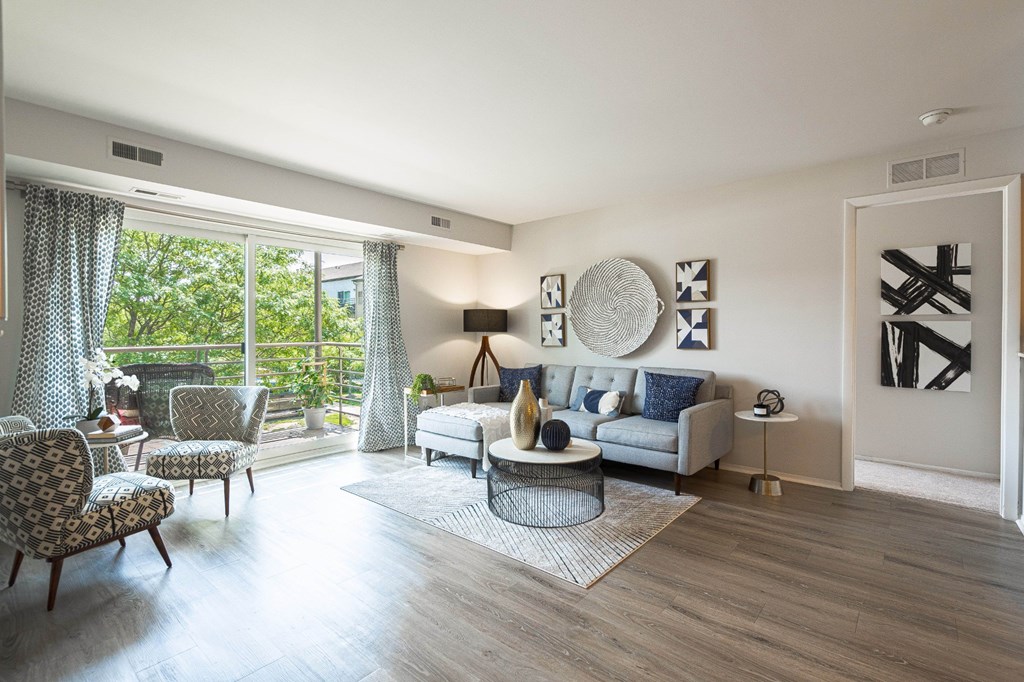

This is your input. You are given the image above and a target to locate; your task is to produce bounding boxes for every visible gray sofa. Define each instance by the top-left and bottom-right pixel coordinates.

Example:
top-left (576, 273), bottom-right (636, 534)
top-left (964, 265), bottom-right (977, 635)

top-left (415, 364), bottom-right (733, 493)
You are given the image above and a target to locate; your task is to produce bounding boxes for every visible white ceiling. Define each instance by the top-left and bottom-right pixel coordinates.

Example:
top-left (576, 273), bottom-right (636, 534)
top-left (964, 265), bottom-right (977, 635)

top-left (5, 1), bottom-right (1024, 225)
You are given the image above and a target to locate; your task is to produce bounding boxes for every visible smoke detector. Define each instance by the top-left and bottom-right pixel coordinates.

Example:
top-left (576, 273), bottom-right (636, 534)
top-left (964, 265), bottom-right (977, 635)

top-left (919, 108), bottom-right (953, 127)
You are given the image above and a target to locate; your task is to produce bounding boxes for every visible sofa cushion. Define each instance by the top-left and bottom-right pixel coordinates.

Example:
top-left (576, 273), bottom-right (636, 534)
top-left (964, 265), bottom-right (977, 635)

top-left (642, 372), bottom-right (704, 422)
top-left (538, 364), bottom-right (575, 407)
top-left (569, 366), bottom-right (638, 413)
top-left (552, 409), bottom-right (621, 440)
top-left (569, 386), bottom-right (624, 417)
top-left (596, 415), bottom-right (678, 454)
top-left (498, 365), bottom-right (541, 402)
top-left (632, 367), bottom-right (716, 415)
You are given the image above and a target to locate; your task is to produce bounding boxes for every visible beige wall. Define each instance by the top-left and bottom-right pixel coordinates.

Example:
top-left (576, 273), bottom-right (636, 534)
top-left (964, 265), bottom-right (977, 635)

top-left (477, 126), bottom-right (1024, 487)
top-left (855, 194), bottom-right (1003, 476)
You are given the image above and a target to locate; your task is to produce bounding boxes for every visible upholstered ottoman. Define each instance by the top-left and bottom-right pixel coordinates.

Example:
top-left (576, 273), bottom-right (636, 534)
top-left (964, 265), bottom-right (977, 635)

top-left (415, 407), bottom-right (508, 478)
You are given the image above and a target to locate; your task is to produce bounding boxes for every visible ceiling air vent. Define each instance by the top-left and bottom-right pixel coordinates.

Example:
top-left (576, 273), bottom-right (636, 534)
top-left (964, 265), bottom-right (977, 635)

top-left (129, 187), bottom-right (183, 200)
top-left (887, 148), bottom-right (964, 188)
top-left (431, 215), bottom-right (451, 230)
top-left (109, 138), bottom-right (165, 167)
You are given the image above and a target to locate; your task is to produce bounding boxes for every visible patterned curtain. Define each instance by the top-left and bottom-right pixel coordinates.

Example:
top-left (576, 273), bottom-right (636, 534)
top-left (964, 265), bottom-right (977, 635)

top-left (11, 185), bottom-right (125, 427)
top-left (358, 241), bottom-right (414, 452)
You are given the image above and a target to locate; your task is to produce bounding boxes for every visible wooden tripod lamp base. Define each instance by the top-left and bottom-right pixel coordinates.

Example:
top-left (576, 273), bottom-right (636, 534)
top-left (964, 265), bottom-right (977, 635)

top-left (464, 308), bottom-right (508, 388)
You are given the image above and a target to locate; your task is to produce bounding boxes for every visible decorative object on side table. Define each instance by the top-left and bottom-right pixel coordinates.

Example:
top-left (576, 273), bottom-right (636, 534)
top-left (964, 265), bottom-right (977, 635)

top-left (541, 312), bottom-right (566, 347)
top-left (676, 308), bottom-right (711, 350)
top-left (567, 258), bottom-right (664, 357)
top-left (753, 389), bottom-right (785, 417)
top-left (540, 274), bottom-right (564, 309)
top-left (676, 259), bottom-right (710, 302)
top-left (464, 308), bottom-right (508, 386)
top-left (509, 379), bottom-right (540, 450)
top-left (67, 348), bottom-right (140, 434)
top-left (735, 409), bottom-right (799, 496)
top-left (541, 419), bottom-right (571, 451)
top-left (293, 360), bottom-right (339, 430)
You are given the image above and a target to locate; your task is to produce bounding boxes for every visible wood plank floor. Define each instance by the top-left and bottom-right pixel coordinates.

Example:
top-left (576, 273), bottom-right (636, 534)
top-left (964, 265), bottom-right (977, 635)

top-left (1, 449), bottom-right (1023, 681)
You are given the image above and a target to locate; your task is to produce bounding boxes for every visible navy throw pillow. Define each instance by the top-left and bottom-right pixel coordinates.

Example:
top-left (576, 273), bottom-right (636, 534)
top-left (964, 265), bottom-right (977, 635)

top-left (498, 365), bottom-right (542, 402)
top-left (570, 386), bottom-right (623, 417)
top-left (642, 372), bottom-right (704, 422)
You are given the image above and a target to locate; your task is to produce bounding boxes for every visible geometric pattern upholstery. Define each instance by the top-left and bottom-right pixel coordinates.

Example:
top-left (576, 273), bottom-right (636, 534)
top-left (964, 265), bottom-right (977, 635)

top-left (0, 415), bottom-right (36, 436)
top-left (0, 428), bottom-right (174, 560)
top-left (145, 385), bottom-right (269, 482)
top-left (145, 441), bottom-right (258, 480)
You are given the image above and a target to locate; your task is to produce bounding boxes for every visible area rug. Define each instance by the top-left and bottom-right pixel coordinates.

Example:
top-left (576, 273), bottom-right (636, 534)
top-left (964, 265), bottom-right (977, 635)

top-left (342, 457), bottom-right (700, 588)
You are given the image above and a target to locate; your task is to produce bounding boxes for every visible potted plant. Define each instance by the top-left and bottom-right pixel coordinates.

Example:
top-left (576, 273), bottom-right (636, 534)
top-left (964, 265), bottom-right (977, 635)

top-left (293, 361), bottom-right (338, 430)
top-left (409, 373), bottom-right (436, 404)
top-left (66, 349), bottom-right (139, 434)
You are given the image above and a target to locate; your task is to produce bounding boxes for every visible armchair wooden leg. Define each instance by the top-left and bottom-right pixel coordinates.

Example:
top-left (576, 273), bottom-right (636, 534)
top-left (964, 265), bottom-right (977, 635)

top-left (674, 473), bottom-right (682, 496)
top-left (8, 550), bottom-right (24, 587)
top-left (223, 477), bottom-right (230, 517)
top-left (148, 526), bottom-right (172, 568)
top-left (118, 538), bottom-right (126, 548)
top-left (46, 558), bottom-right (64, 611)
top-left (189, 479), bottom-right (194, 496)
top-left (246, 467), bottom-right (255, 493)
top-left (714, 458), bottom-right (720, 470)
top-left (471, 459), bottom-right (478, 479)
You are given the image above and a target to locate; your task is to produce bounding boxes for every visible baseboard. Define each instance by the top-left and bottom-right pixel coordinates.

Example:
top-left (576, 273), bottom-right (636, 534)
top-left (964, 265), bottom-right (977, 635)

top-left (1017, 518), bottom-right (1024, 537)
top-left (855, 456), bottom-right (998, 480)
top-left (717, 463), bottom-right (843, 490)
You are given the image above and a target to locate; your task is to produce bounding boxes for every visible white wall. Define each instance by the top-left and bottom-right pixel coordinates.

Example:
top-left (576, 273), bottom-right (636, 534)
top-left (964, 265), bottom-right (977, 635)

top-left (477, 126), bottom-right (1024, 487)
top-left (855, 194), bottom-right (1002, 475)
top-left (0, 190), bottom-right (24, 414)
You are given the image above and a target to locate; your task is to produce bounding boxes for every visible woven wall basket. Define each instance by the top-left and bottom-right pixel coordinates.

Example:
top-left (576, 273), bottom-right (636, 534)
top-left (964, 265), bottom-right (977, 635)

top-left (567, 258), bottom-right (664, 357)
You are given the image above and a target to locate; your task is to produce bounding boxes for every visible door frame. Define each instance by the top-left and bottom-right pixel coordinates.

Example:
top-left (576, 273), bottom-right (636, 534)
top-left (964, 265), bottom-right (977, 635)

top-left (841, 174), bottom-right (1022, 521)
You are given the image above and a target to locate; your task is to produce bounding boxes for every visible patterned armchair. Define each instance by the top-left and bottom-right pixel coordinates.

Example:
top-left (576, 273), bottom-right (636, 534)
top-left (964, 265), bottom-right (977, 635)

top-left (146, 386), bottom-right (270, 517)
top-left (0, 417), bottom-right (175, 611)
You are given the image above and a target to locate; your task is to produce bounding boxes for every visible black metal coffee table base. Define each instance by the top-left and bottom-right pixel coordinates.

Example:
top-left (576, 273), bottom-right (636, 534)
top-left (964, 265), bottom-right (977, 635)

top-left (487, 452), bottom-right (604, 528)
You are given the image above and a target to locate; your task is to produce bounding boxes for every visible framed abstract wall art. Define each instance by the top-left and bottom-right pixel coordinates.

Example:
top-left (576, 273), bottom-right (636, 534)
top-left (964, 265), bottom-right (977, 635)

top-left (880, 243), bottom-right (970, 315)
top-left (881, 320), bottom-right (970, 392)
top-left (676, 259), bottom-right (710, 302)
top-left (541, 274), bottom-right (564, 309)
top-left (541, 313), bottom-right (566, 347)
top-left (676, 308), bottom-right (711, 350)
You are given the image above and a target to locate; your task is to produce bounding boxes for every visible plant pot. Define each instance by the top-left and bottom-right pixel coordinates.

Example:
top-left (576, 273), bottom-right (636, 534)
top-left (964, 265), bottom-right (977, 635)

top-left (75, 418), bottom-right (101, 436)
top-left (303, 407), bottom-right (327, 430)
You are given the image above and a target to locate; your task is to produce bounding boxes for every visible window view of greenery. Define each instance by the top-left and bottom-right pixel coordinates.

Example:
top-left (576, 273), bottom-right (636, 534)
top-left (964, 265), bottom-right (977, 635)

top-left (104, 228), bottom-right (364, 433)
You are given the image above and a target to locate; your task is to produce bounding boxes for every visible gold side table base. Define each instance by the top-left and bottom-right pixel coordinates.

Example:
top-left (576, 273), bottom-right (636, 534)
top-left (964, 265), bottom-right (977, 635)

top-left (749, 474), bottom-right (783, 496)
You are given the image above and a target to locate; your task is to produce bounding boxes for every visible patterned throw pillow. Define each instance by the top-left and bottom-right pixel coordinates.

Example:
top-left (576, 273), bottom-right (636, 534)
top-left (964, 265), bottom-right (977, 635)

top-left (569, 386), bottom-right (623, 417)
top-left (642, 372), bottom-right (704, 422)
top-left (498, 365), bottom-right (542, 402)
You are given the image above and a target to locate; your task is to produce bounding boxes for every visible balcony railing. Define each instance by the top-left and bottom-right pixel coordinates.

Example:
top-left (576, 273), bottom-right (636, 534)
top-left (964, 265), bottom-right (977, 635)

top-left (104, 341), bottom-right (363, 430)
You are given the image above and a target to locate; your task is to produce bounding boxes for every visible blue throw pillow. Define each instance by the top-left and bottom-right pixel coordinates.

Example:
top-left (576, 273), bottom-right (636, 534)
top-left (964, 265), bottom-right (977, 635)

top-left (498, 365), bottom-right (542, 402)
top-left (642, 372), bottom-right (704, 422)
top-left (570, 386), bottom-right (623, 417)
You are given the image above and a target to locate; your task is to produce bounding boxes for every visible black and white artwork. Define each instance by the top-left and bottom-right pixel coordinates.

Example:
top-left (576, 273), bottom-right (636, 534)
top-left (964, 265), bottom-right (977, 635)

top-left (880, 243), bottom-right (971, 315)
top-left (676, 308), bottom-right (710, 350)
top-left (541, 313), bottom-right (566, 347)
top-left (541, 274), bottom-right (564, 309)
top-left (676, 260), bottom-right (710, 302)
top-left (881, 321), bottom-right (971, 392)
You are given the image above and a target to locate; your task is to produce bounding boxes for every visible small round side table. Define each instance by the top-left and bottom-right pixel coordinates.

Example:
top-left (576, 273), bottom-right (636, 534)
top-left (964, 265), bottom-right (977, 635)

top-left (735, 411), bottom-right (798, 496)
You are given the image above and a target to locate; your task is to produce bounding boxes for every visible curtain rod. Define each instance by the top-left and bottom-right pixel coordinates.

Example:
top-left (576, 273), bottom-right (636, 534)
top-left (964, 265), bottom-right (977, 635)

top-left (4, 179), bottom-right (404, 249)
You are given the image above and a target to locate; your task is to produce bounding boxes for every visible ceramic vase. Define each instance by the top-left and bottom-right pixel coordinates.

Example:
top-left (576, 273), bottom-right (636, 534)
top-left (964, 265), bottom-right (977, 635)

top-left (509, 379), bottom-right (540, 450)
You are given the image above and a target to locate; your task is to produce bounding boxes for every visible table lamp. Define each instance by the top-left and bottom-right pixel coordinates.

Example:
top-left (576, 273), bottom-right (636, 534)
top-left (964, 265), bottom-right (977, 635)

top-left (464, 308), bottom-right (508, 387)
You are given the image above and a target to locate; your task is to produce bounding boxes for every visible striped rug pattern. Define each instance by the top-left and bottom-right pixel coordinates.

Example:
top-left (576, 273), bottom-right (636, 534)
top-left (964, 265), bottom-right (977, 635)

top-left (342, 457), bottom-right (700, 588)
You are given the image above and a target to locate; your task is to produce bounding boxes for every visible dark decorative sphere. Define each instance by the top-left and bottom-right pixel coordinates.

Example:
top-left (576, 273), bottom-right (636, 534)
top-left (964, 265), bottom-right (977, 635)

top-left (541, 419), bottom-right (571, 451)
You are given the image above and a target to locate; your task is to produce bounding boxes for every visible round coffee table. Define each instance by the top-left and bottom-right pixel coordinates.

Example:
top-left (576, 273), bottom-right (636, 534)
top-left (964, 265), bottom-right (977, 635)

top-left (487, 437), bottom-right (604, 527)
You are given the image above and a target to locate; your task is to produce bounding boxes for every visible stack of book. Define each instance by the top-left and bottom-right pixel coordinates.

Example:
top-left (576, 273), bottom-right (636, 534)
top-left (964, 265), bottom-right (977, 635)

top-left (86, 424), bottom-right (144, 441)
